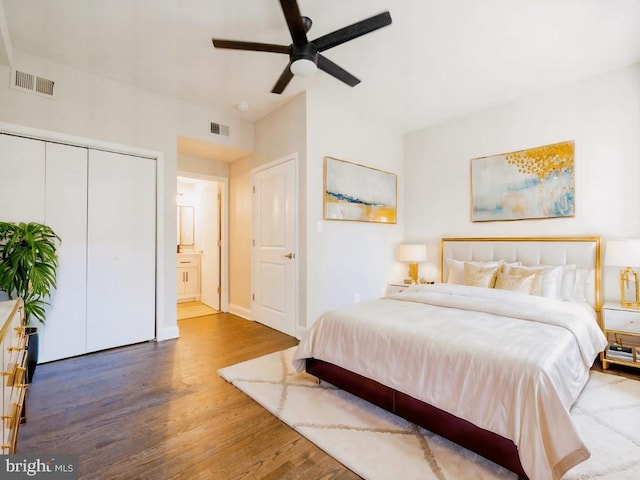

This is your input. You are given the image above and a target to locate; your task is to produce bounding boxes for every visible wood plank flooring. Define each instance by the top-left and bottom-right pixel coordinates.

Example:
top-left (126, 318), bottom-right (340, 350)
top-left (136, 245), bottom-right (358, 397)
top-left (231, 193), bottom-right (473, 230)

top-left (18, 313), bottom-right (640, 479)
top-left (177, 301), bottom-right (219, 321)
top-left (18, 313), bottom-right (360, 480)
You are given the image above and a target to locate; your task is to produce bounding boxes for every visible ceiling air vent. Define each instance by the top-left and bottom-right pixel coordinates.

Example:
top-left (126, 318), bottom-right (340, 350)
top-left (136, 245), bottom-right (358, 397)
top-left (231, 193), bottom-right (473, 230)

top-left (210, 122), bottom-right (230, 137)
top-left (10, 68), bottom-right (56, 99)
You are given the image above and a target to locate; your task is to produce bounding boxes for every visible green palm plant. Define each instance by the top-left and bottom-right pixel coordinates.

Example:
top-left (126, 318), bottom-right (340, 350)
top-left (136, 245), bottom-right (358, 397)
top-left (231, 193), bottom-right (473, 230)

top-left (0, 222), bottom-right (61, 325)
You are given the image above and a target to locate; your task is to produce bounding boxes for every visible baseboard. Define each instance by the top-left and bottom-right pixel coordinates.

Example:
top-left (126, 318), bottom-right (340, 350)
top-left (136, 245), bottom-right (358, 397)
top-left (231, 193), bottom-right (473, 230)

top-left (228, 303), bottom-right (252, 320)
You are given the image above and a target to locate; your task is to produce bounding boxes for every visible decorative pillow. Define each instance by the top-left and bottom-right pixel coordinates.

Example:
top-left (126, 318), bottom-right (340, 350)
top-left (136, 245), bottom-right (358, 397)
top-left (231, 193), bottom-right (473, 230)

top-left (462, 262), bottom-right (500, 288)
top-left (502, 264), bottom-right (563, 298)
top-left (494, 270), bottom-right (536, 294)
top-left (447, 259), bottom-right (512, 284)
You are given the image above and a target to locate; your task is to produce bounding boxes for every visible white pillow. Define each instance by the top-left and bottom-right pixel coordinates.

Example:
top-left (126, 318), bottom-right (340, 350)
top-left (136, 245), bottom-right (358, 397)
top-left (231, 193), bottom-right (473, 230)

top-left (559, 264), bottom-right (577, 300)
top-left (571, 268), bottom-right (595, 305)
top-left (503, 264), bottom-right (563, 298)
top-left (494, 270), bottom-right (536, 294)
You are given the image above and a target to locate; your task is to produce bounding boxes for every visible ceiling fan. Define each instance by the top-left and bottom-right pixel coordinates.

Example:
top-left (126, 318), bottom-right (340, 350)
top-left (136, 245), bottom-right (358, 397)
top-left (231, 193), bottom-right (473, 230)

top-left (211, 0), bottom-right (392, 94)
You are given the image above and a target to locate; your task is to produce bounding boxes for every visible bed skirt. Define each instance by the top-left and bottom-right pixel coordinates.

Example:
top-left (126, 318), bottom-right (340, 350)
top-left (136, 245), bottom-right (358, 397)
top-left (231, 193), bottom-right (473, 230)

top-left (306, 357), bottom-right (528, 480)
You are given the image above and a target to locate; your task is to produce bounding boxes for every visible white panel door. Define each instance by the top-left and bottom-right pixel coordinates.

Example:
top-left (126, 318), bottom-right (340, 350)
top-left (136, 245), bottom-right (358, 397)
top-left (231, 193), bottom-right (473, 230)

top-left (200, 181), bottom-right (220, 310)
top-left (39, 143), bottom-right (88, 363)
top-left (0, 134), bottom-right (45, 223)
top-left (252, 158), bottom-right (297, 336)
top-left (86, 150), bottom-right (156, 352)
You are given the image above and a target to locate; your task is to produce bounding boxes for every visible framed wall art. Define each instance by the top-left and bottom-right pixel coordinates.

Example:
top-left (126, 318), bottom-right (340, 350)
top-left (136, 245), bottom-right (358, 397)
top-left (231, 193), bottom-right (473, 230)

top-left (324, 156), bottom-right (397, 224)
top-left (470, 140), bottom-right (575, 222)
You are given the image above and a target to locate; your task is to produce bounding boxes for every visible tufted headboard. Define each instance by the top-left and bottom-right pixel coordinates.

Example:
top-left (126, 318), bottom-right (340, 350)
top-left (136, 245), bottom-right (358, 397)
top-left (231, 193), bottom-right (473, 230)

top-left (440, 237), bottom-right (601, 312)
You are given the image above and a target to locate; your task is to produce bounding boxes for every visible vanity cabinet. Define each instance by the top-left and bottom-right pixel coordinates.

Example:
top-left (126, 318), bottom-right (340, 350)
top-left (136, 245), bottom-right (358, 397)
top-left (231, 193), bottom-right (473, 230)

top-left (177, 254), bottom-right (201, 302)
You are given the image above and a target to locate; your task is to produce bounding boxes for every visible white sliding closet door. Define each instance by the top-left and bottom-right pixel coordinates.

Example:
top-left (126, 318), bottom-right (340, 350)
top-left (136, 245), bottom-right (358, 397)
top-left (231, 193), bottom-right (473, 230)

top-left (0, 134), bottom-right (45, 222)
top-left (86, 150), bottom-right (156, 352)
top-left (39, 143), bottom-right (88, 363)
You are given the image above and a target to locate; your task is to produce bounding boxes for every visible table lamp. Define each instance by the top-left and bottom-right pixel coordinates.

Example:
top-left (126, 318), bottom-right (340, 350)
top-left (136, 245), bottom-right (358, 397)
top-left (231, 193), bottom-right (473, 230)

top-left (605, 239), bottom-right (640, 309)
top-left (397, 244), bottom-right (427, 284)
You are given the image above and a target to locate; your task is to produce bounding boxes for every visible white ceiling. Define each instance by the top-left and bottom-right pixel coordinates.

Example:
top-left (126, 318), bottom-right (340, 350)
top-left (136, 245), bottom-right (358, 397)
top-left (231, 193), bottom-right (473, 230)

top-left (2, 0), bottom-right (640, 135)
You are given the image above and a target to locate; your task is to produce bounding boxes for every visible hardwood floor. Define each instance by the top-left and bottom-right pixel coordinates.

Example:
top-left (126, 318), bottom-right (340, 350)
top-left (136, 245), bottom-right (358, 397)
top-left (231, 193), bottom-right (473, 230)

top-left (176, 301), bottom-right (219, 321)
top-left (18, 313), bottom-right (640, 479)
top-left (18, 313), bottom-right (361, 480)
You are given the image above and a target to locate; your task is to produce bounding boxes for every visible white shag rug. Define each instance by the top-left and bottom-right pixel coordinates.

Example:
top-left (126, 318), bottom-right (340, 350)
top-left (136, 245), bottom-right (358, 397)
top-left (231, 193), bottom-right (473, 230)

top-left (218, 347), bottom-right (640, 480)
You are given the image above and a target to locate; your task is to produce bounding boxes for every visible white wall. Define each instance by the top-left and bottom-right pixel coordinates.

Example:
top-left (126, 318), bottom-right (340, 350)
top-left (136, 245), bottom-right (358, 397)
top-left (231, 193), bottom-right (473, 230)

top-left (304, 90), bottom-right (405, 328)
top-left (229, 93), bottom-right (307, 320)
top-left (178, 152), bottom-right (230, 178)
top-left (404, 64), bottom-right (640, 301)
top-left (228, 154), bottom-right (254, 319)
top-left (229, 90), bottom-right (405, 333)
top-left (0, 51), bottom-right (254, 339)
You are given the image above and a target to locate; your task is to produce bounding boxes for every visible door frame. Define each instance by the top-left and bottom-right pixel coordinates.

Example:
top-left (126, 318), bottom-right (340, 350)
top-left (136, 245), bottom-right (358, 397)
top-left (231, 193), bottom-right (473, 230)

top-left (251, 153), bottom-right (299, 335)
top-left (177, 171), bottom-right (229, 312)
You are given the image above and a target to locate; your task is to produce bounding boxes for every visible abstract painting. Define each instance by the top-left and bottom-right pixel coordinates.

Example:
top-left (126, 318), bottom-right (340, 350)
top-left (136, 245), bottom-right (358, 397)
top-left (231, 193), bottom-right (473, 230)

top-left (324, 157), bottom-right (397, 223)
top-left (471, 141), bottom-right (575, 222)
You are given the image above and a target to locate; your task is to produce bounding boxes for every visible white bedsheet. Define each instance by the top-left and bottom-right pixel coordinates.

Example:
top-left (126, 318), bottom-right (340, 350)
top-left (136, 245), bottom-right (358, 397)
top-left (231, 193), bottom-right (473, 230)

top-left (293, 284), bottom-right (608, 480)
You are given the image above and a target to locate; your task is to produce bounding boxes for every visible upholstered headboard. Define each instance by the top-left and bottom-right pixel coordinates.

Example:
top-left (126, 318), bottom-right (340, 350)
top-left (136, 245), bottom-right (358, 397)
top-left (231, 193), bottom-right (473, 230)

top-left (440, 237), bottom-right (601, 312)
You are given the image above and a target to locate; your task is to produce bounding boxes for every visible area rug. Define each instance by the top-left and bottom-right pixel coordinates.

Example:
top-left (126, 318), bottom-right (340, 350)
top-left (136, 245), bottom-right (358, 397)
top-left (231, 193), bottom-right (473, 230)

top-left (218, 347), bottom-right (640, 480)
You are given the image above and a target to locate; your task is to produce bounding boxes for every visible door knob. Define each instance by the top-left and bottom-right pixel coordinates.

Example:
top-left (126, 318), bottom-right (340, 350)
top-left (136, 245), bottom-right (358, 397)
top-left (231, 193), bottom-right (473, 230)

top-left (282, 252), bottom-right (295, 260)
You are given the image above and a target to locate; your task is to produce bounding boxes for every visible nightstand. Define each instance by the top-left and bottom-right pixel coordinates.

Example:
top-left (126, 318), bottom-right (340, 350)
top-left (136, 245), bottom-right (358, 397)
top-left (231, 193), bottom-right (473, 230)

top-left (601, 303), bottom-right (640, 370)
top-left (386, 282), bottom-right (411, 295)
top-left (386, 281), bottom-right (435, 295)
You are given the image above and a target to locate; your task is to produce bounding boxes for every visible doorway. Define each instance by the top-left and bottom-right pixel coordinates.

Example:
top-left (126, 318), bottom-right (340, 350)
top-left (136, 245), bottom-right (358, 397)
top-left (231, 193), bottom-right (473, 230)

top-left (177, 174), bottom-right (229, 317)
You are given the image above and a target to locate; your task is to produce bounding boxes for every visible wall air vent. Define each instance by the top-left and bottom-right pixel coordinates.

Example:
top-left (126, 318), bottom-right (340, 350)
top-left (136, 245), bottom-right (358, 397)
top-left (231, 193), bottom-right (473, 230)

top-left (10, 68), bottom-right (56, 99)
top-left (210, 122), bottom-right (230, 137)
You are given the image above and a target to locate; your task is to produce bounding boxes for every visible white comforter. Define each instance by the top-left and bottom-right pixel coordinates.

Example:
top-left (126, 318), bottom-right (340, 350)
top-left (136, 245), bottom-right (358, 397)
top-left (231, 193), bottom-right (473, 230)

top-left (293, 284), bottom-right (608, 480)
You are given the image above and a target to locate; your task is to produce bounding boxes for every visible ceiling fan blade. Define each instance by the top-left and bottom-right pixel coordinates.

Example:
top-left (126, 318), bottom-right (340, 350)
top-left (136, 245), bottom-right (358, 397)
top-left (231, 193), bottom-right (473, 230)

top-left (212, 38), bottom-right (289, 54)
top-left (279, 0), bottom-right (308, 45)
top-left (271, 64), bottom-right (294, 94)
top-left (317, 55), bottom-right (360, 87)
top-left (313, 11), bottom-right (392, 52)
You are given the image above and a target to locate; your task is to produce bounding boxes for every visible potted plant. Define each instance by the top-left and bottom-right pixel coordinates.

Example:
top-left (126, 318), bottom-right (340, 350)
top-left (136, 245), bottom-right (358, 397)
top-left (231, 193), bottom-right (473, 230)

top-left (0, 222), bottom-right (61, 382)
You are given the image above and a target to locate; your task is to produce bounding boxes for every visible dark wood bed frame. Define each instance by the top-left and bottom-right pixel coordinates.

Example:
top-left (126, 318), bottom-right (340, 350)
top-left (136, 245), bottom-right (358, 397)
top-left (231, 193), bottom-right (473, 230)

top-left (306, 357), bottom-right (528, 479)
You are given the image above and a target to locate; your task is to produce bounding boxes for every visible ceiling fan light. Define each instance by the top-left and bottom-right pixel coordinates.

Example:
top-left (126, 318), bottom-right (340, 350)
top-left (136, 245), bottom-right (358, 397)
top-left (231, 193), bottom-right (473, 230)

top-left (290, 59), bottom-right (317, 77)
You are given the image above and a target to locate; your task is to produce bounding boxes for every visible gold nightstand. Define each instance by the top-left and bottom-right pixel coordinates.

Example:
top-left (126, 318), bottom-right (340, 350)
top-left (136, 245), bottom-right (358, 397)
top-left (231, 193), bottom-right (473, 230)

top-left (601, 303), bottom-right (640, 370)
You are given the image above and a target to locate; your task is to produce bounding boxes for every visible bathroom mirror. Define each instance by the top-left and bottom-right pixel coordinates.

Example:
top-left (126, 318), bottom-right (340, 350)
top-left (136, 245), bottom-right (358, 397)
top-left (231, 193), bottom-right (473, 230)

top-left (179, 206), bottom-right (195, 246)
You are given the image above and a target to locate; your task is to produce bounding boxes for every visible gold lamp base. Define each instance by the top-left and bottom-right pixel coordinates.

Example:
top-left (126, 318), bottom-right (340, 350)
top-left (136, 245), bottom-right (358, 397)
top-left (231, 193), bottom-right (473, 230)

top-left (404, 262), bottom-right (419, 284)
top-left (620, 267), bottom-right (640, 309)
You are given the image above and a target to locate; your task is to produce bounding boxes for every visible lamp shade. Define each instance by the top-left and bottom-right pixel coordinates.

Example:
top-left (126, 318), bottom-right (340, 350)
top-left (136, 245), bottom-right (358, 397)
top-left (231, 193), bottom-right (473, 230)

top-left (605, 239), bottom-right (640, 267)
top-left (396, 244), bottom-right (427, 263)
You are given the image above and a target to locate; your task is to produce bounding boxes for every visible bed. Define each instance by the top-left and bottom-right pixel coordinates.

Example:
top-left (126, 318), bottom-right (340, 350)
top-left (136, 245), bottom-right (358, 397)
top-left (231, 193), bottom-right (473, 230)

top-left (293, 237), bottom-right (608, 480)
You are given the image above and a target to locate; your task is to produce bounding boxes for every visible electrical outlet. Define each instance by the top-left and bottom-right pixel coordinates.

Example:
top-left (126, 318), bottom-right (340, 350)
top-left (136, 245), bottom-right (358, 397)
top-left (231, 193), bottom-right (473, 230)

top-left (354, 293), bottom-right (360, 303)
top-left (317, 220), bottom-right (323, 233)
